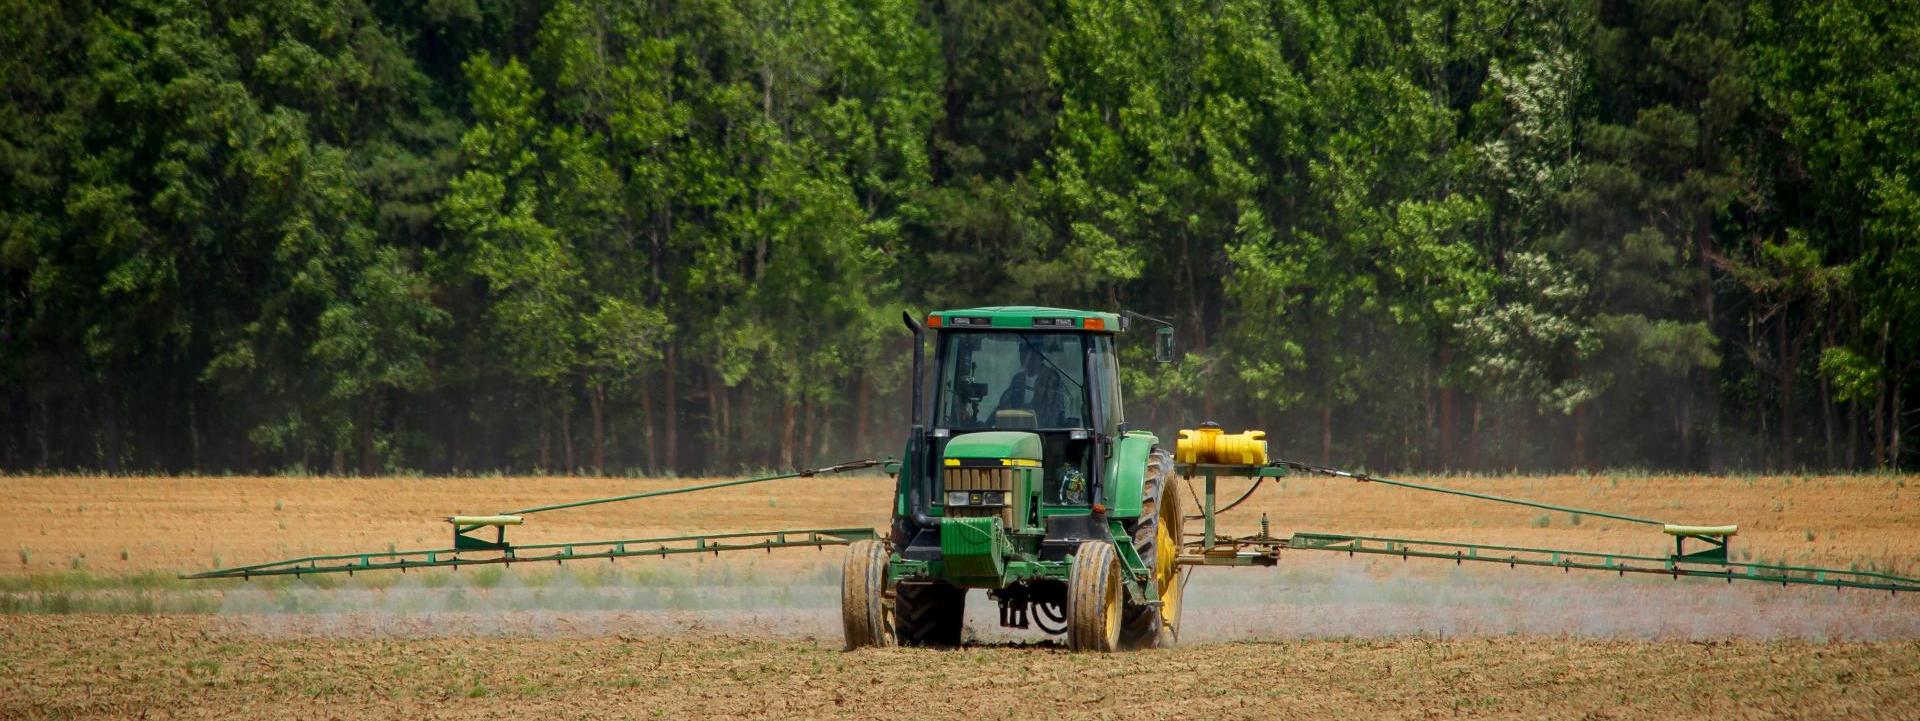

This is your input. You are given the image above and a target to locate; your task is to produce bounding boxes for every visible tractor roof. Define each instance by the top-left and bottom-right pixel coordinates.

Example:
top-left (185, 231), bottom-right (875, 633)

top-left (927, 306), bottom-right (1122, 332)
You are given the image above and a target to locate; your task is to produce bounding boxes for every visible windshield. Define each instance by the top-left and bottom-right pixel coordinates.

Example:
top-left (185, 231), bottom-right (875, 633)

top-left (934, 331), bottom-right (1088, 430)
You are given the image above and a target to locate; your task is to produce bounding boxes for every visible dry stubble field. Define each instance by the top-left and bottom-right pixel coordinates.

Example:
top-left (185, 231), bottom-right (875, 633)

top-left (4, 470), bottom-right (1920, 720)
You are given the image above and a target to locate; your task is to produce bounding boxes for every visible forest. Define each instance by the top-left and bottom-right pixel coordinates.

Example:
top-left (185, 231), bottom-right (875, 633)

top-left (2, 0), bottom-right (1916, 475)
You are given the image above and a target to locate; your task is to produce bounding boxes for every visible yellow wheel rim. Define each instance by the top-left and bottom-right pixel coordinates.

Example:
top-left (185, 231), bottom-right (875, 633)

top-left (1102, 564), bottom-right (1122, 641)
top-left (1155, 481), bottom-right (1185, 638)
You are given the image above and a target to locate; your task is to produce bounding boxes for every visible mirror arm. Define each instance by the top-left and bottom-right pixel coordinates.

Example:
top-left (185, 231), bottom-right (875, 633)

top-left (1119, 310), bottom-right (1177, 363)
top-left (1120, 310), bottom-right (1172, 328)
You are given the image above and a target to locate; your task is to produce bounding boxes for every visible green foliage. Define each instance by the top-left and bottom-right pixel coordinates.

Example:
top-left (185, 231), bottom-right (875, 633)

top-left (2, 0), bottom-right (1916, 474)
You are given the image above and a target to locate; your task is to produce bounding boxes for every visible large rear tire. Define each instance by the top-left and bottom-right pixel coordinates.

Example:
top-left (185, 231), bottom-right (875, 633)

top-left (841, 539), bottom-right (893, 649)
top-left (1121, 448), bottom-right (1186, 649)
top-left (894, 582), bottom-right (967, 647)
top-left (1066, 540), bottom-right (1123, 652)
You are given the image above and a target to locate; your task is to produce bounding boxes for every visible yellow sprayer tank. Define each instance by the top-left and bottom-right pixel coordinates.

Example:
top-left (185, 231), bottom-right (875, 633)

top-left (1175, 423), bottom-right (1268, 465)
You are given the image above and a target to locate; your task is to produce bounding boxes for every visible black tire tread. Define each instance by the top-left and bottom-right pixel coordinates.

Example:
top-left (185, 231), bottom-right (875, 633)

top-left (894, 581), bottom-right (966, 647)
top-left (1121, 448), bottom-right (1179, 649)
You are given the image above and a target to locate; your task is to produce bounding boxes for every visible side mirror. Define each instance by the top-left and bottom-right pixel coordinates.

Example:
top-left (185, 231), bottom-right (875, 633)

top-left (1155, 326), bottom-right (1175, 363)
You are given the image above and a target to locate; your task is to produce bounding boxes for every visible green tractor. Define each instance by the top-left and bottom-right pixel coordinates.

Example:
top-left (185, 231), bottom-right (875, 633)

top-left (842, 306), bottom-right (1184, 651)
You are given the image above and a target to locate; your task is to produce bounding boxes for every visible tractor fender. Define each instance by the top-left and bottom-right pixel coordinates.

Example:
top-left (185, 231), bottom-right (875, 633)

top-left (1103, 431), bottom-right (1159, 518)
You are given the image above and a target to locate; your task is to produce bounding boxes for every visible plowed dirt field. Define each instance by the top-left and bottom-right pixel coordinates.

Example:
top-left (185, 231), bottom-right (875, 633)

top-left (5, 472), bottom-right (1920, 720)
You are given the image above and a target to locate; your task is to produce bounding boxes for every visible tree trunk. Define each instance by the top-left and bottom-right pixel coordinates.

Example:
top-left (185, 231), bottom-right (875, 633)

top-left (664, 343), bottom-right (679, 472)
top-left (1572, 402), bottom-right (1588, 470)
top-left (1820, 370), bottom-right (1836, 470)
top-left (1419, 363), bottom-right (1433, 469)
top-left (100, 370), bottom-right (122, 473)
top-left (1776, 312), bottom-right (1795, 469)
top-left (1320, 404), bottom-right (1332, 466)
top-left (1847, 398), bottom-right (1859, 470)
top-left (35, 395), bottom-right (50, 470)
top-left (1874, 320), bottom-right (1889, 468)
top-left (780, 401), bottom-right (797, 469)
top-left (1893, 366), bottom-right (1905, 471)
top-left (448, 393), bottom-right (464, 473)
top-left (1438, 343), bottom-right (1456, 470)
top-left (708, 367), bottom-right (725, 471)
top-left (720, 376), bottom-right (733, 468)
top-left (639, 373), bottom-right (657, 473)
top-left (560, 395), bottom-right (575, 475)
top-left (1694, 222), bottom-right (1720, 473)
top-left (1751, 311), bottom-right (1770, 469)
top-left (590, 383), bottom-right (606, 475)
top-left (800, 397), bottom-right (816, 467)
top-left (1677, 376), bottom-right (1694, 469)
top-left (1873, 380), bottom-right (1887, 469)
top-left (818, 395), bottom-right (833, 460)
top-left (358, 393), bottom-right (378, 476)
top-left (539, 411), bottom-right (552, 473)
top-left (1467, 397), bottom-right (1482, 472)
top-left (855, 371), bottom-right (870, 456)
top-left (187, 396), bottom-right (201, 473)
top-left (1701, 369), bottom-right (1723, 473)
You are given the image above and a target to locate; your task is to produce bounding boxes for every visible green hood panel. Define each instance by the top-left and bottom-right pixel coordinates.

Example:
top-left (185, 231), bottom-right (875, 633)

top-left (942, 431), bottom-right (1043, 461)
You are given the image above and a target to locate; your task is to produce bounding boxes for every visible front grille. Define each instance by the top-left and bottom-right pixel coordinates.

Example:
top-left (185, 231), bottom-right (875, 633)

top-left (942, 467), bottom-right (1016, 528)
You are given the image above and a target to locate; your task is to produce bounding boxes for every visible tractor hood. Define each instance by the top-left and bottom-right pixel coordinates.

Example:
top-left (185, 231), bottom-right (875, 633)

top-left (942, 431), bottom-right (1043, 463)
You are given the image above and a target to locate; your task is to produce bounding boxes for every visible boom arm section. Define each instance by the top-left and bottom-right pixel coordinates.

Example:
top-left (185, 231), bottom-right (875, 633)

top-left (182, 459), bottom-right (886, 580)
top-left (1175, 461), bottom-right (1920, 594)
top-left (1283, 532), bottom-right (1920, 593)
top-left (181, 528), bottom-right (877, 580)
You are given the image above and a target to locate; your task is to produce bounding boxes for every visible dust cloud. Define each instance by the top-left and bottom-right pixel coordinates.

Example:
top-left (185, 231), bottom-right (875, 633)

top-left (215, 559), bottom-right (844, 639)
top-left (1174, 554), bottom-right (1920, 642)
top-left (212, 553), bottom-right (1920, 643)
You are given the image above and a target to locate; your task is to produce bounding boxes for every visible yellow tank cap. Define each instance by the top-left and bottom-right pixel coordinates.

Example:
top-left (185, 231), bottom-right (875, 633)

top-left (1662, 524), bottom-right (1737, 537)
top-left (1175, 424), bottom-right (1268, 465)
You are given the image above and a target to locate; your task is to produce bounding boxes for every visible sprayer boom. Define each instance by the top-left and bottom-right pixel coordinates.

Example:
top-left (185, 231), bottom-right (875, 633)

top-left (181, 460), bottom-right (887, 580)
top-left (1173, 460), bottom-right (1920, 594)
top-left (181, 528), bottom-right (877, 580)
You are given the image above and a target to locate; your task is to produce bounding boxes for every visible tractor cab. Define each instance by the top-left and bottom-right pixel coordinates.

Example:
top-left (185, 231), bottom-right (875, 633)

top-left (928, 309), bottom-right (1124, 510)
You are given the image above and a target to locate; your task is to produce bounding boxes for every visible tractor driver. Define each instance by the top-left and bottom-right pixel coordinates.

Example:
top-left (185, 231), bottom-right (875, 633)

top-left (995, 341), bottom-right (1070, 427)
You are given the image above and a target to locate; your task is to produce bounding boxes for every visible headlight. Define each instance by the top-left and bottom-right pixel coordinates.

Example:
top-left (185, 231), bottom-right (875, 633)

top-left (981, 491), bottom-right (1007, 506)
top-left (946, 491), bottom-right (970, 507)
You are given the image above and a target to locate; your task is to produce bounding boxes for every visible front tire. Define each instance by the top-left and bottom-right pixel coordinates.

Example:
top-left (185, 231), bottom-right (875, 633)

top-left (841, 539), bottom-right (893, 649)
top-left (1067, 540), bottom-right (1123, 652)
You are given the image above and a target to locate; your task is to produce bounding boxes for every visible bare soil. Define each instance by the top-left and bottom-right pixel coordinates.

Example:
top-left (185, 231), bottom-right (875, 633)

top-left (4, 471), bottom-right (1920, 720)
top-left (5, 614), bottom-right (1919, 720)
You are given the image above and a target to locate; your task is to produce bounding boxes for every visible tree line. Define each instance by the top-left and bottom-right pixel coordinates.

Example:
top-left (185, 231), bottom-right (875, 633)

top-left (2, 0), bottom-right (1915, 475)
